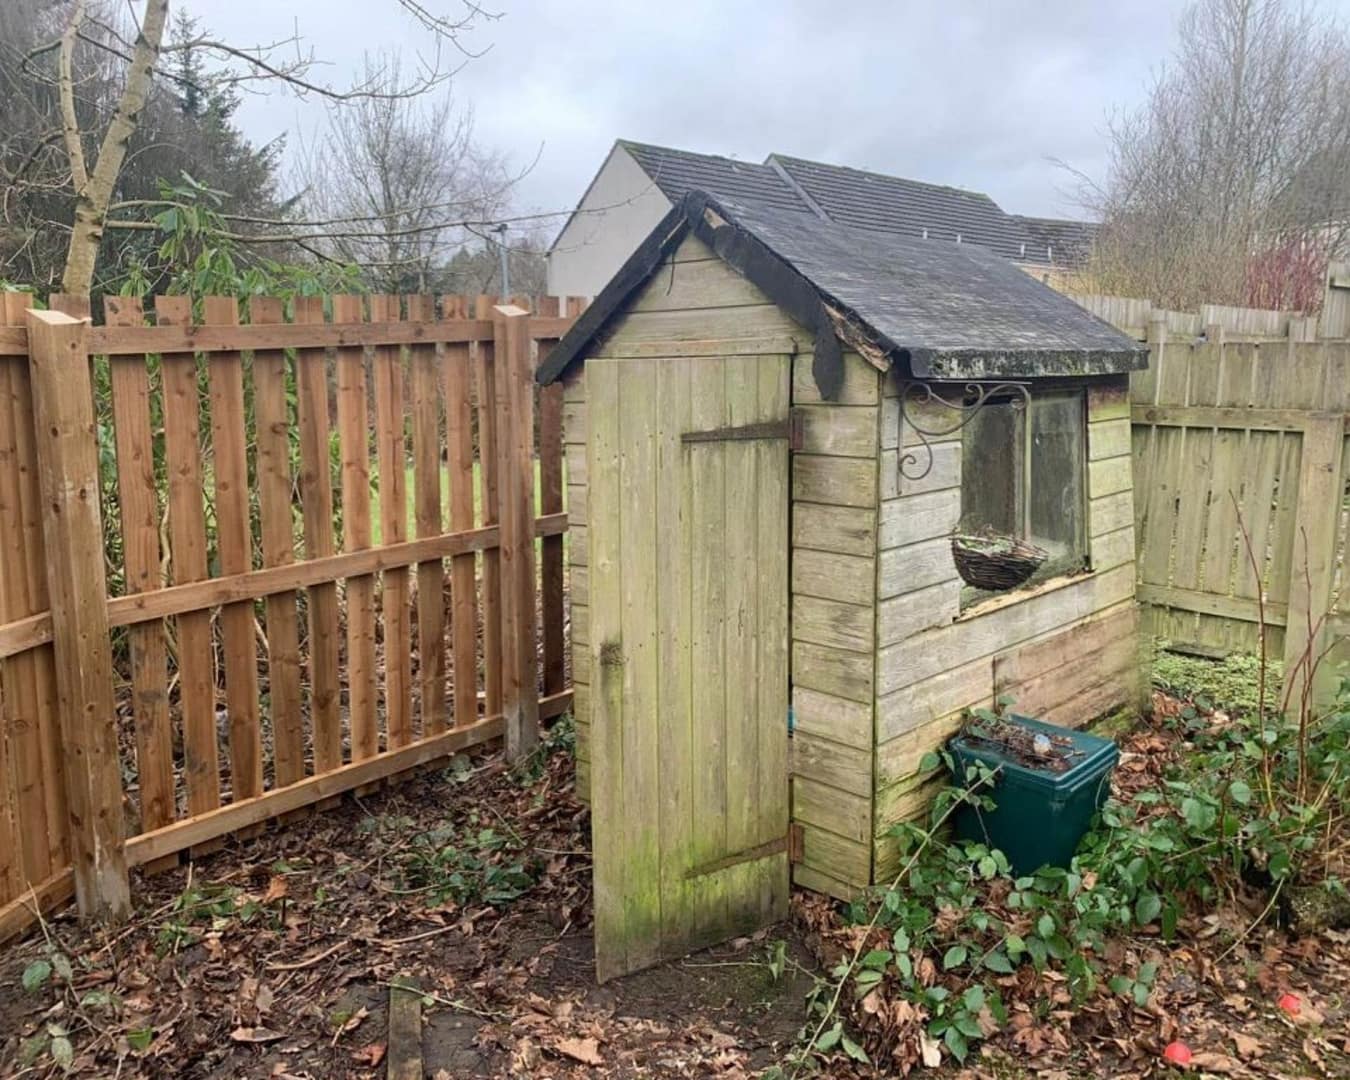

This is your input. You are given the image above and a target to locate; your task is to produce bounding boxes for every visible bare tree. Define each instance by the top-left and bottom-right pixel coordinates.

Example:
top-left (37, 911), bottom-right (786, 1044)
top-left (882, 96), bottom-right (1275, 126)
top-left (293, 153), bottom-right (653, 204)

top-left (293, 54), bottom-right (522, 292)
top-left (1083, 0), bottom-right (1350, 308)
top-left (16, 0), bottom-right (495, 297)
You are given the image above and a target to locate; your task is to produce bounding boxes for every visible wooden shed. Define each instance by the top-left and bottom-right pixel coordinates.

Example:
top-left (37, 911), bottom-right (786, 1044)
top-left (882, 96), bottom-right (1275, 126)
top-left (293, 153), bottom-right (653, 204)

top-left (538, 191), bottom-right (1149, 980)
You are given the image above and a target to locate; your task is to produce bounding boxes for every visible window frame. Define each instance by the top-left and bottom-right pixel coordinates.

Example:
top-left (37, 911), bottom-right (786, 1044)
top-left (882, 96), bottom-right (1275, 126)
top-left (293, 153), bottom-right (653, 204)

top-left (956, 385), bottom-right (1089, 605)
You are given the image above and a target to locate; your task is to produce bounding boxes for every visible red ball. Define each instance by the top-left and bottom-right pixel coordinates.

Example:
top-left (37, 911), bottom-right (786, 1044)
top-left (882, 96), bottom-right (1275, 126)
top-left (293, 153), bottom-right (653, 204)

top-left (1278, 993), bottom-right (1301, 1016)
top-left (1162, 1041), bottom-right (1193, 1066)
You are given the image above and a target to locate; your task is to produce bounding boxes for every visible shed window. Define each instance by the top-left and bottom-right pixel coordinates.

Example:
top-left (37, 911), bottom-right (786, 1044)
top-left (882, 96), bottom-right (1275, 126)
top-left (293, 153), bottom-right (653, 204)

top-left (959, 390), bottom-right (1086, 599)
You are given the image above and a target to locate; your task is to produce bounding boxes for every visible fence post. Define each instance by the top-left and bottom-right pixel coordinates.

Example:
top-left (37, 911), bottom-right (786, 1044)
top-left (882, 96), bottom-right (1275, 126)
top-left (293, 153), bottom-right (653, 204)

top-left (24, 308), bottom-right (130, 922)
top-left (1282, 405), bottom-right (1344, 712)
top-left (493, 304), bottom-right (541, 761)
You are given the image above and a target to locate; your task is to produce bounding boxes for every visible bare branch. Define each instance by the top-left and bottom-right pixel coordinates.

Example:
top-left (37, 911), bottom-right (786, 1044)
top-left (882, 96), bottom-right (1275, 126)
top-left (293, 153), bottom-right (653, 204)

top-left (58, 0), bottom-right (90, 193)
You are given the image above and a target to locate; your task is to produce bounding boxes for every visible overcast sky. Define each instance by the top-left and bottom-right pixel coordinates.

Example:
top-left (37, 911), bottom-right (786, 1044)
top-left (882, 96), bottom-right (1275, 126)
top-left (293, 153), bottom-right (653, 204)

top-left (199, 0), bottom-right (1350, 232)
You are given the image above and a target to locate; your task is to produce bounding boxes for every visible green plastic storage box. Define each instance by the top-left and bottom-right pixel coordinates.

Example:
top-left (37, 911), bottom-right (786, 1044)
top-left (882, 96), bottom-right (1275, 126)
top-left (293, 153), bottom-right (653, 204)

top-left (948, 714), bottom-right (1119, 875)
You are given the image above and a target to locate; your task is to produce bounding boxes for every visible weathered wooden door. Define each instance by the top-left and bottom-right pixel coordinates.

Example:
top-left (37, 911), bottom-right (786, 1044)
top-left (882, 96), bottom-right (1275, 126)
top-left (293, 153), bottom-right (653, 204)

top-left (587, 353), bottom-right (791, 982)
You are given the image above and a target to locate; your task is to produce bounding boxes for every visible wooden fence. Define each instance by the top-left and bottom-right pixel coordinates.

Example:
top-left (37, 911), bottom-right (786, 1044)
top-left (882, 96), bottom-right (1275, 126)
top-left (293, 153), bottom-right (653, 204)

top-left (0, 292), bottom-right (581, 942)
top-left (1127, 322), bottom-right (1350, 707)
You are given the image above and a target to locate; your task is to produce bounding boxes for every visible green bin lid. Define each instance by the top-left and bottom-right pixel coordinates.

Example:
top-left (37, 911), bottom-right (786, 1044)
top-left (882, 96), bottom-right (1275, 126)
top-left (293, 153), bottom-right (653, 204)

top-left (948, 713), bottom-right (1118, 793)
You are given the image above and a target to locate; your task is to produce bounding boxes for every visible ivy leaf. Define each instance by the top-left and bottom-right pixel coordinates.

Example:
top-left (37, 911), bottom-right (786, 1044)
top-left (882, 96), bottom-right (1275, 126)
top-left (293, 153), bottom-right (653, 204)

top-left (815, 1023), bottom-right (843, 1052)
top-left (50, 1036), bottom-right (74, 1068)
top-left (841, 1034), bottom-right (870, 1063)
top-left (22, 961), bottom-right (51, 993)
top-left (944, 1025), bottom-right (969, 1062)
top-left (942, 945), bottom-right (969, 970)
top-left (1228, 780), bottom-right (1253, 806)
top-left (1135, 892), bottom-right (1163, 926)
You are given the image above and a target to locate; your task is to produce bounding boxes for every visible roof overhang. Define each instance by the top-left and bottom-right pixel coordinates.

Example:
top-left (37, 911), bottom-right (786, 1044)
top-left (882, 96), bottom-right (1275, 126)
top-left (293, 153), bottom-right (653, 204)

top-left (537, 191), bottom-right (1146, 399)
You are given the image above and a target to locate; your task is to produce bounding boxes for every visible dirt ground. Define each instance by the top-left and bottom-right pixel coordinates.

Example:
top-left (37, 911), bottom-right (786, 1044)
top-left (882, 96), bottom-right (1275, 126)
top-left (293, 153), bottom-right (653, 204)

top-left (2, 714), bottom-right (1348, 1079)
top-left (0, 734), bottom-right (819, 1079)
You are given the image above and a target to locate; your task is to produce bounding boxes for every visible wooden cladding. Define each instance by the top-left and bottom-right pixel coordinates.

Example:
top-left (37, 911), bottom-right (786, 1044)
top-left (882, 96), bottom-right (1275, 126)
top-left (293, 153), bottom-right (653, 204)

top-left (0, 293), bottom-right (581, 943)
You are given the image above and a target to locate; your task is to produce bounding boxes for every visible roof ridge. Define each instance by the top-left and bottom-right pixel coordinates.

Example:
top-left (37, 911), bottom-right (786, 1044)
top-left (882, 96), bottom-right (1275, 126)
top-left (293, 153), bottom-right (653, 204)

top-left (618, 138), bottom-right (762, 169)
top-left (766, 152), bottom-right (998, 203)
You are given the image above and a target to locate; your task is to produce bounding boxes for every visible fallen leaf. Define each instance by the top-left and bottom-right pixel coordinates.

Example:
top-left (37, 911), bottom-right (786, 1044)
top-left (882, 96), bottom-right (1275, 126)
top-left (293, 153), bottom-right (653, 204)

top-left (231, 1026), bottom-right (285, 1043)
top-left (919, 1031), bottom-right (942, 1068)
top-left (263, 876), bottom-right (289, 903)
top-left (1189, 1051), bottom-right (1240, 1074)
top-left (351, 1043), bottom-right (385, 1066)
top-left (1232, 1033), bottom-right (1262, 1058)
top-left (556, 1036), bottom-right (603, 1066)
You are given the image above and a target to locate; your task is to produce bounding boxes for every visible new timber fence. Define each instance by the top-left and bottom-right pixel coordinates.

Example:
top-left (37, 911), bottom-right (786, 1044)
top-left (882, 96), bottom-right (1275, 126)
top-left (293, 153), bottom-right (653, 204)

top-left (1079, 275), bottom-right (1350, 713)
top-left (0, 291), bottom-right (582, 942)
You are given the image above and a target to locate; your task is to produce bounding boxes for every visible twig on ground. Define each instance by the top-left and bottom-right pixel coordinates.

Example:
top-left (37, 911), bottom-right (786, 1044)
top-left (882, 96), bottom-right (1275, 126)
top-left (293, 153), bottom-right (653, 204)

top-left (265, 941), bottom-right (345, 971)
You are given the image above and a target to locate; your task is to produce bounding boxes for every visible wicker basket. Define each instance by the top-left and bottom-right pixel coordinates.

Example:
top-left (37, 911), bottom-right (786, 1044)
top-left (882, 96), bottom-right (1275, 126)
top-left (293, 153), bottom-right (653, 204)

top-left (951, 532), bottom-right (1048, 591)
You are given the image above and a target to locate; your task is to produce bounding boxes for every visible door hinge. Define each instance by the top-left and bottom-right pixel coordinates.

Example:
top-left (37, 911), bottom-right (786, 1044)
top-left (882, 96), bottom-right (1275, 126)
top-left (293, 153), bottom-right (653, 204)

top-left (787, 822), bottom-right (805, 865)
top-left (679, 410), bottom-right (805, 448)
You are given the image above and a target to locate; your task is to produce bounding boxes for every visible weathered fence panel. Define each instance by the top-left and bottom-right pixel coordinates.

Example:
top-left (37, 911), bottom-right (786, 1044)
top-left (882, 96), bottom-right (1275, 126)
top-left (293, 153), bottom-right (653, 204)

top-left (0, 293), bottom-right (580, 943)
top-left (1131, 324), bottom-right (1350, 708)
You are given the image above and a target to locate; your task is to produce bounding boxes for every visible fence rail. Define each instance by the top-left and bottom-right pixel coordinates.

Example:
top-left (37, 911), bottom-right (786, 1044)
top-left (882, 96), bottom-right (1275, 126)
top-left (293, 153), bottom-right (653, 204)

top-left (0, 292), bottom-right (581, 943)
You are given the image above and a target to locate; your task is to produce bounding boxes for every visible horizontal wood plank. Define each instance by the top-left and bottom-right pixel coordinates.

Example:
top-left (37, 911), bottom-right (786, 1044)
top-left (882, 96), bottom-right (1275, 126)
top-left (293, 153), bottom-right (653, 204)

top-left (791, 549), bottom-right (875, 605)
top-left (792, 687), bottom-right (873, 750)
top-left (878, 488), bottom-right (960, 549)
top-left (792, 594), bottom-right (874, 653)
top-left (792, 503), bottom-right (876, 557)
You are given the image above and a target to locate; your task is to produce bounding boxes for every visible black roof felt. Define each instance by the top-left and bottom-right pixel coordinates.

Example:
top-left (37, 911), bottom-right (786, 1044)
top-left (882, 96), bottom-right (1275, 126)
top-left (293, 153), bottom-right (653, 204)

top-left (537, 192), bottom-right (1146, 398)
top-left (768, 154), bottom-right (1043, 263)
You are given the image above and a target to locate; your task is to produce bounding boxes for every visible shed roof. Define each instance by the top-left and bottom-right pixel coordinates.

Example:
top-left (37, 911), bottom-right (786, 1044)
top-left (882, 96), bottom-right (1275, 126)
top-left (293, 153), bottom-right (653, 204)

top-left (537, 191), bottom-right (1146, 399)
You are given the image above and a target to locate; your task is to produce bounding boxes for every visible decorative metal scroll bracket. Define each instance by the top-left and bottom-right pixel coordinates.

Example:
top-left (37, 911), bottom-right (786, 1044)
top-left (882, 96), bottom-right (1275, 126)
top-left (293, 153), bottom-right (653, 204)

top-left (896, 380), bottom-right (1032, 482)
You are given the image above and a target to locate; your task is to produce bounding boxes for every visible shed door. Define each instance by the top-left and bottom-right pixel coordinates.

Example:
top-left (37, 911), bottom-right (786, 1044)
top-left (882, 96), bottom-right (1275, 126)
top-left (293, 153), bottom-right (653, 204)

top-left (587, 354), bottom-right (791, 982)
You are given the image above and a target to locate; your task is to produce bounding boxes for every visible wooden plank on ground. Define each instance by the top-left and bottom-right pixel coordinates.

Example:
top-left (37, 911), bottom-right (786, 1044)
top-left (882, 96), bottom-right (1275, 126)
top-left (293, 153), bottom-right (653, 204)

top-left (203, 296), bottom-right (263, 800)
top-left (250, 297), bottom-right (305, 787)
top-left (294, 296), bottom-right (343, 772)
top-left (157, 295), bottom-right (219, 815)
top-left (387, 979), bottom-right (423, 1080)
top-left (335, 294), bottom-right (378, 759)
top-left (409, 295), bottom-right (446, 735)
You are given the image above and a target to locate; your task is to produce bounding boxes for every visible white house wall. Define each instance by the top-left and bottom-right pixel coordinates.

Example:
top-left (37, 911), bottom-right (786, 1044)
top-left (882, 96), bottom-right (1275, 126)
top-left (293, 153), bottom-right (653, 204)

top-left (547, 145), bottom-right (673, 299)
